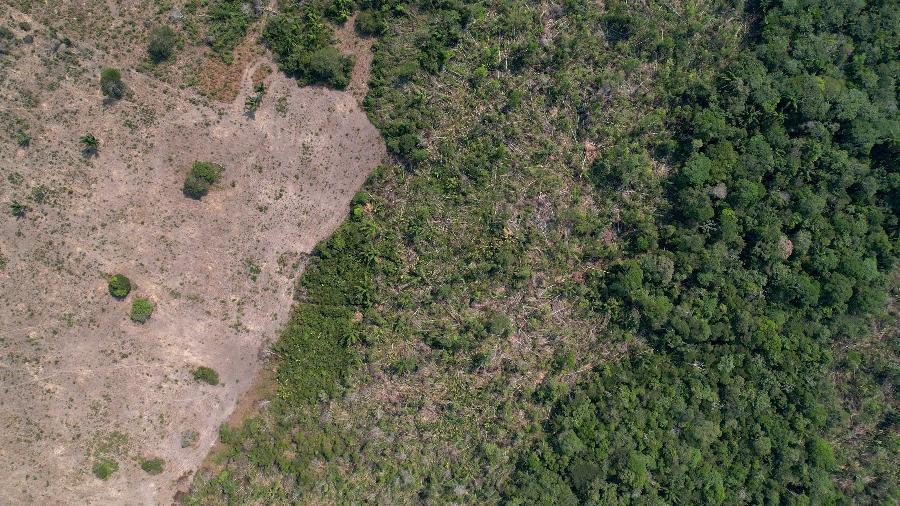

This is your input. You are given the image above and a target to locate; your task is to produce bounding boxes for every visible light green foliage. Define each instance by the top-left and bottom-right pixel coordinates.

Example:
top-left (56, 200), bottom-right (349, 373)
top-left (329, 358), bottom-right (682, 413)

top-left (130, 298), bottom-right (154, 323)
top-left (92, 458), bottom-right (118, 480)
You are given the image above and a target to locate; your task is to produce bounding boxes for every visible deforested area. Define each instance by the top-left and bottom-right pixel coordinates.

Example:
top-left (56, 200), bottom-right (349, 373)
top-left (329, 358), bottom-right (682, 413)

top-left (1, 0), bottom-right (897, 504)
top-left (0, 1), bottom-right (382, 503)
top-left (184, 0), bottom-right (898, 505)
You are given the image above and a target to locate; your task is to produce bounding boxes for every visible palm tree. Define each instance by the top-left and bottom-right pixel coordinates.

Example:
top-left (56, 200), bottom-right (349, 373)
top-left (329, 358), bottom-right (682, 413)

top-left (80, 133), bottom-right (99, 155)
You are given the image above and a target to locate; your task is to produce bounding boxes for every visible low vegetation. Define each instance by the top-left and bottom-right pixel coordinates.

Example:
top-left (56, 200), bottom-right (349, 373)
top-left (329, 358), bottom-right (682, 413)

top-left (139, 457), bottom-right (164, 475)
top-left (193, 366), bottom-right (220, 385)
top-left (206, 0), bottom-right (258, 60)
top-left (129, 298), bottom-right (154, 323)
top-left (182, 161), bottom-right (224, 199)
top-left (147, 26), bottom-right (178, 63)
top-left (92, 458), bottom-right (118, 480)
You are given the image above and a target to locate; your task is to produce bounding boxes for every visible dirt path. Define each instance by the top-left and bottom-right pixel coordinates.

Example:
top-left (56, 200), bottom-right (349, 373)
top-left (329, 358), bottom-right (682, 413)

top-left (0, 13), bottom-right (383, 505)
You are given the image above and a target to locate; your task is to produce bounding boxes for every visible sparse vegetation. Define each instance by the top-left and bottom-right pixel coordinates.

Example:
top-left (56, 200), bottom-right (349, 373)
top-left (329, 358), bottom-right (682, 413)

top-left (181, 430), bottom-right (200, 448)
top-left (193, 366), bottom-right (219, 385)
top-left (182, 161), bottom-right (224, 199)
top-left (130, 298), bottom-right (154, 323)
top-left (107, 274), bottom-right (131, 299)
top-left (244, 83), bottom-right (265, 113)
top-left (92, 458), bottom-right (118, 480)
top-left (207, 0), bottom-right (258, 60)
top-left (100, 68), bottom-right (124, 99)
top-left (147, 26), bottom-right (178, 63)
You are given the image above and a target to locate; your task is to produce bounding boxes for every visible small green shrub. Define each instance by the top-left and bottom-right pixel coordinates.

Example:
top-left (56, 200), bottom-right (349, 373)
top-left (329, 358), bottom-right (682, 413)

top-left (183, 161), bottom-right (223, 199)
top-left (140, 457), bottom-right (164, 475)
top-left (108, 274), bottom-right (131, 298)
top-left (100, 68), bottom-right (124, 99)
top-left (193, 366), bottom-right (220, 385)
top-left (130, 298), bottom-right (155, 323)
top-left (147, 26), bottom-right (178, 62)
top-left (92, 458), bottom-right (118, 480)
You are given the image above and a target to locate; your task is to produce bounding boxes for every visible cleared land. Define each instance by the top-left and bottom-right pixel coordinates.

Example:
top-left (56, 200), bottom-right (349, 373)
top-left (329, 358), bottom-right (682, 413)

top-left (0, 7), bottom-right (382, 505)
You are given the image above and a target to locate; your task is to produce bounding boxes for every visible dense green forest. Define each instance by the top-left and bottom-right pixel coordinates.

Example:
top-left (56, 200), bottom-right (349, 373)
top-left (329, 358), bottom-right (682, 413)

top-left (188, 0), bottom-right (898, 504)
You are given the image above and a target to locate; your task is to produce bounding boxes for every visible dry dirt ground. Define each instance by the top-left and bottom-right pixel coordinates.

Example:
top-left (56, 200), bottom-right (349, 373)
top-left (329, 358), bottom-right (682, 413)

top-left (0, 6), bottom-right (383, 505)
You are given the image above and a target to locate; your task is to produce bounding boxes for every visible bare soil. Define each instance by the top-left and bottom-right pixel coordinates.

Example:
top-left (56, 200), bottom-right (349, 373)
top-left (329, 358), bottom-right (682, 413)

top-left (0, 7), bottom-right (382, 505)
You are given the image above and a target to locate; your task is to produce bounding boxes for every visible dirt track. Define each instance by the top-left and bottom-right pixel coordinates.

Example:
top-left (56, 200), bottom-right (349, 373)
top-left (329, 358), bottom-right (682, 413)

top-left (0, 14), bottom-right (383, 504)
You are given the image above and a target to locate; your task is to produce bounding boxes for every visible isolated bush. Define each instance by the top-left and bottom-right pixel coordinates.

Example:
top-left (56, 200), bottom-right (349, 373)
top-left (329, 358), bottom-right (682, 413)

top-left (130, 298), bottom-right (154, 323)
top-left (147, 26), bottom-right (178, 62)
top-left (80, 133), bottom-right (99, 155)
top-left (139, 457), bottom-right (164, 475)
top-left (107, 274), bottom-right (131, 298)
top-left (182, 161), bottom-right (223, 199)
top-left (193, 366), bottom-right (220, 385)
top-left (92, 458), bottom-right (118, 480)
top-left (100, 68), bottom-right (124, 99)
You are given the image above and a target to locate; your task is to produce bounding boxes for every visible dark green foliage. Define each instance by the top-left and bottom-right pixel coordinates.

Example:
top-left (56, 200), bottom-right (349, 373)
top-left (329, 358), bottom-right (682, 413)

top-left (147, 25), bottom-right (178, 62)
top-left (193, 366), bottom-right (219, 385)
top-left (262, 7), bottom-right (353, 89)
top-left (324, 0), bottom-right (355, 24)
top-left (100, 67), bottom-right (124, 99)
top-left (188, 0), bottom-right (898, 503)
top-left (107, 274), bottom-right (131, 299)
top-left (9, 200), bottom-right (26, 218)
top-left (140, 457), bottom-right (164, 475)
top-left (354, 10), bottom-right (385, 36)
top-left (80, 133), bottom-right (99, 155)
top-left (130, 298), bottom-right (154, 323)
top-left (92, 458), bottom-right (118, 480)
top-left (182, 161), bottom-right (223, 199)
